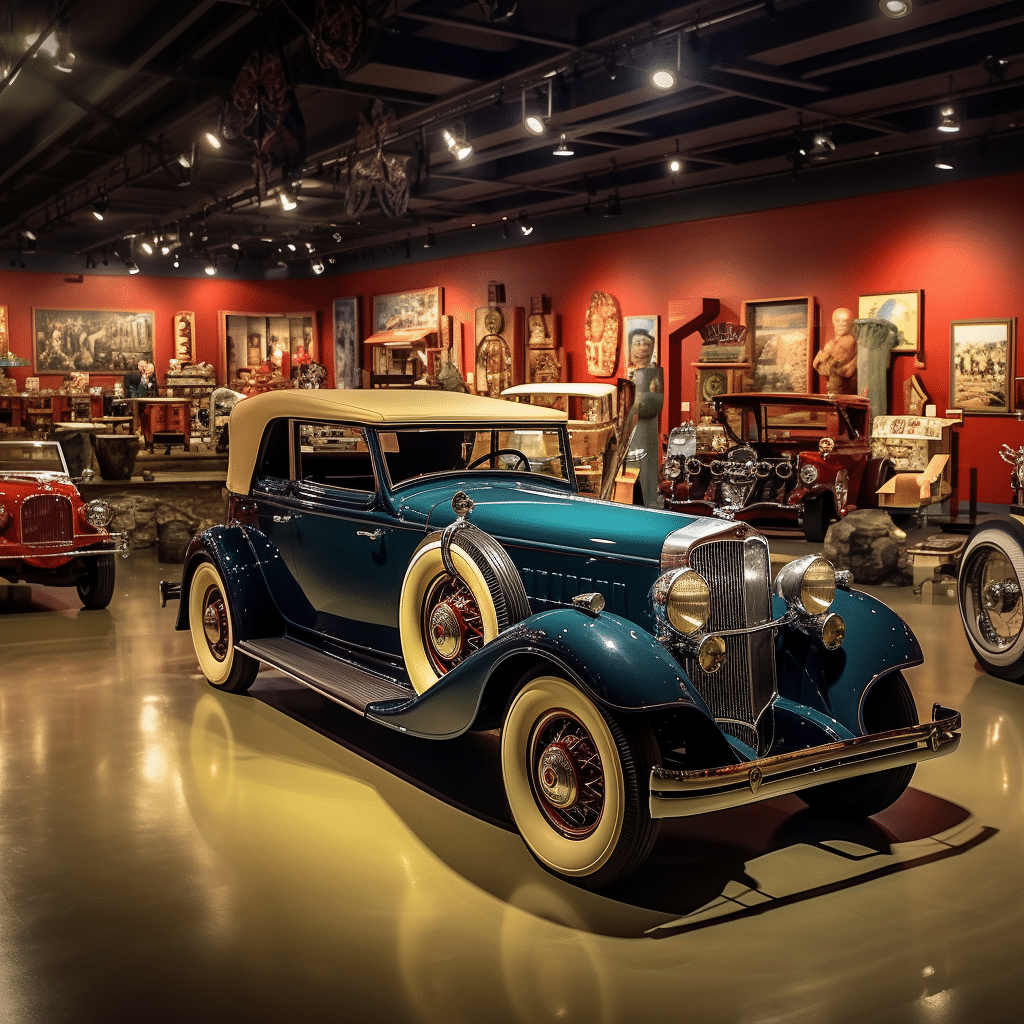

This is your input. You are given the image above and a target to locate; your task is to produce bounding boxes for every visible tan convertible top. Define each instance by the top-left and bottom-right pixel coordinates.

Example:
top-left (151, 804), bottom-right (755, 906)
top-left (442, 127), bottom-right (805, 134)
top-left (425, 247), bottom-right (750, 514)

top-left (227, 388), bottom-right (567, 494)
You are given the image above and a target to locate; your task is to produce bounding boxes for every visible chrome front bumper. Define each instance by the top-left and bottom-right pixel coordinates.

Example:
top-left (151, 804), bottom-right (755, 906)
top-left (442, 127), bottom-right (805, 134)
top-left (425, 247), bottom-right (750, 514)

top-left (649, 703), bottom-right (961, 819)
top-left (0, 532), bottom-right (130, 561)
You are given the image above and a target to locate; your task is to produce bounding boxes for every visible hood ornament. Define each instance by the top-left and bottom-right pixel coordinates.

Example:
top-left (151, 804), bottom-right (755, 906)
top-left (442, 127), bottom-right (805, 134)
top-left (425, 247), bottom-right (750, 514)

top-left (451, 491), bottom-right (475, 518)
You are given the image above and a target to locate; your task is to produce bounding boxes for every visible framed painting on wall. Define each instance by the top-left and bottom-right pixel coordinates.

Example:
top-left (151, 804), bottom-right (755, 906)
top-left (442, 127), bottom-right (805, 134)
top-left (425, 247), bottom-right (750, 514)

top-left (220, 311), bottom-right (317, 385)
top-left (623, 315), bottom-right (659, 377)
top-left (858, 290), bottom-right (922, 355)
top-left (949, 318), bottom-right (1015, 415)
top-left (371, 286), bottom-right (442, 334)
top-left (333, 297), bottom-right (361, 389)
top-left (742, 296), bottom-right (816, 393)
top-left (32, 308), bottom-right (154, 373)
top-left (172, 311), bottom-right (195, 364)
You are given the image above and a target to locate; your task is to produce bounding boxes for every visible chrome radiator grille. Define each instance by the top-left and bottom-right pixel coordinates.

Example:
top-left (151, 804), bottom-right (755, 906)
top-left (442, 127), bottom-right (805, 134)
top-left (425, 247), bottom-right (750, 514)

top-left (21, 495), bottom-right (74, 544)
top-left (685, 535), bottom-right (776, 752)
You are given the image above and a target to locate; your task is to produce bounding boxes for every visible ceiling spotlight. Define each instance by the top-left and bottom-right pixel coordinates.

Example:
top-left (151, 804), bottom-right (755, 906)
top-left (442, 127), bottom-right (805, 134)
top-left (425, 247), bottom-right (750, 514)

top-left (21, 228), bottom-right (36, 241)
top-left (553, 134), bottom-right (574, 156)
top-left (879, 0), bottom-right (911, 17)
top-left (177, 149), bottom-right (194, 169)
top-left (161, 244), bottom-right (171, 255)
top-left (204, 130), bottom-right (222, 149)
top-left (311, 259), bottom-right (325, 275)
top-left (205, 260), bottom-right (217, 276)
top-left (668, 157), bottom-right (682, 173)
top-left (91, 196), bottom-right (108, 220)
top-left (604, 192), bottom-right (623, 217)
top-left (423, 229), bottom-right (437, 248)
top-left (53, 19), bottom-right (75, 73)
top-left (652, 67), bottom-right (676, 90)
top-left (139, 241), bottom-right (153, 255)
top-left (231, 242), bottom-right (240, 251)
top-left (522, 82), bottom-right (552, 136)
top-left (938, 106), bottom-right (960, 133)
top-left (518, 211), bottom-right (533, 236)
top-left (983, 55), bottom-right (1009, 81)
top-left (442, 127), bottom-right (473, 160)
top-left (126, 261), bottom-right (140, 275)
top-left (173, 256), bottom-right (180, 268)
top-left (279, 187), bottom-right (298, 211)
top-left (935, 157), bottom-right (954, 170)
top-left (287, 243), bottom-right (297, 252)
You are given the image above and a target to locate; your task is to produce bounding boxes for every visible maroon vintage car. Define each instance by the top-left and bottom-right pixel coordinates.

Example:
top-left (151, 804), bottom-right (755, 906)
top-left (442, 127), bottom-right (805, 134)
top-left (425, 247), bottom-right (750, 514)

top-left (660, 393), bottom-right (894, 541)
top-left (0, 440), bottom-right (128, 608)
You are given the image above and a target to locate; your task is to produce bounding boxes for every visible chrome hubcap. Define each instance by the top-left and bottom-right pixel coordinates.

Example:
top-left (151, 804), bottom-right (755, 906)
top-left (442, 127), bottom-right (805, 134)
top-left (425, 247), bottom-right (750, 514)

top-left (428, 603), bottom-right (464, 660)
top-left (528, 710), bottom-right (604, 839)
top-left (421, 575), bottom-right (483, 675)
top-left (202, 587), bottom-right (229, 662)
top-left (967, 546), bottom-right (1023, 650)
top-left (537, 744), bottom-right (578, 808)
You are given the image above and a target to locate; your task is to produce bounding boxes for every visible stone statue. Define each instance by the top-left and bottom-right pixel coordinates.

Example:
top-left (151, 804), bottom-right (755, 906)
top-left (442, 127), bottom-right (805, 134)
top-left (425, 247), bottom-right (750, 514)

top-left (813, 307), bottom-right (858, 394)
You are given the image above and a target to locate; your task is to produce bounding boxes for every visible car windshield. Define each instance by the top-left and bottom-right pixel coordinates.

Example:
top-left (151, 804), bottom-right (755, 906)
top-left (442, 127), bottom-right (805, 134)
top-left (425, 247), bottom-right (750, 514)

top-left (378, 426), bottom-right (571, 488)
top-left (0, 442), bottom-right (67, 474)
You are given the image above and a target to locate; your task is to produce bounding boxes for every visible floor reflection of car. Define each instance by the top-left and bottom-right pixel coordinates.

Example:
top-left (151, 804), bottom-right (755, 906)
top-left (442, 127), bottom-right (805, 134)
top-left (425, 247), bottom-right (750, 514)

top-left (660, 393), bottom-right (895, 541)
top-left (165, 389), bottom-right (960, 888)
top-left (0, 439), bottom-right (127, 608)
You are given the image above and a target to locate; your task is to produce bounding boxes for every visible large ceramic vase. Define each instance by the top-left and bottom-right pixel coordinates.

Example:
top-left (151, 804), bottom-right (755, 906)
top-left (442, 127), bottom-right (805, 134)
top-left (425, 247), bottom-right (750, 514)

top-left (94, 433), bottom-right (140, 480)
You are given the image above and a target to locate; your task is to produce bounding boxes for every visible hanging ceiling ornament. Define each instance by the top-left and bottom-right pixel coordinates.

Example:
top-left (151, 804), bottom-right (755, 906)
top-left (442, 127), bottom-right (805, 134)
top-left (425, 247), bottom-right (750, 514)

top-left (308, 0), bottom-right (391, 77)
top-left (343, 98), bottom-right (408, 219)
top-left (220, 40), bottom-right (306, 200)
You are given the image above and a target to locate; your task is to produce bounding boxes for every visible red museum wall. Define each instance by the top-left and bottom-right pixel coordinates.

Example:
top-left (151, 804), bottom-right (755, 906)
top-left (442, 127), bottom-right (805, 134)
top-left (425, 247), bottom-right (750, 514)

top-left (2, 170), bottom-right (1022, 504)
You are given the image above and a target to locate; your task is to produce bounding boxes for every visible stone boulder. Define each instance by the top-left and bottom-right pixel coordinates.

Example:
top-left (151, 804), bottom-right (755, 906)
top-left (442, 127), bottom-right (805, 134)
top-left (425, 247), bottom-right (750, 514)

top-left (822, 508), bottom-right (912, 586)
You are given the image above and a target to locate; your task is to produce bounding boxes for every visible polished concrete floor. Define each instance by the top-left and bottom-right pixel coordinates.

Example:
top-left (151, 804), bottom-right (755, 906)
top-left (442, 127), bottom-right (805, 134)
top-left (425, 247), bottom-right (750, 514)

top-left (1, 537), bottom-right (1022, 1024)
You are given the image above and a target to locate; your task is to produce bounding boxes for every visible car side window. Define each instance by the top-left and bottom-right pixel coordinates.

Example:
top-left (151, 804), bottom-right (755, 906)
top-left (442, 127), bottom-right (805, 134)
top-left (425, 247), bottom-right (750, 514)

top-left (296, 423), bottom-right (376, 494)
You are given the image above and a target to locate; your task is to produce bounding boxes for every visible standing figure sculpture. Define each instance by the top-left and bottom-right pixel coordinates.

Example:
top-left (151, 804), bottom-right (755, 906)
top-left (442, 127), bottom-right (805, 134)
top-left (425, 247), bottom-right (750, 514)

top-left (813, 307), bottom-right (858, 395)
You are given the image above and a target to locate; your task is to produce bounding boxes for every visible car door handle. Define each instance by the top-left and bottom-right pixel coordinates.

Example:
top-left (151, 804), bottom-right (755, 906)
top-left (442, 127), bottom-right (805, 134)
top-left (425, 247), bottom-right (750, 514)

top-left (357, 529), bottom-right (384, 540)
top-left (273, 514), bottom-right (298, 523)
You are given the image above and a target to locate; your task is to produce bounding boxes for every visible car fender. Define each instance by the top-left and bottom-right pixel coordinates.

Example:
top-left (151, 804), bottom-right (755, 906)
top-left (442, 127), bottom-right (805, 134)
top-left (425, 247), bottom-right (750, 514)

top-left (365, 606), bottom-right (711, 739)
top-left (775, 588), bottom-right (923, 734)
top-left (175, 525), bottom-right (285, 639)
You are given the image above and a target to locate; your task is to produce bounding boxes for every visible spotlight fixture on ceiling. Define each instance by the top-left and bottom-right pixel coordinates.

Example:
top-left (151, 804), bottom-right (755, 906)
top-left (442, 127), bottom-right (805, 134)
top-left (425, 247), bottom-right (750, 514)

top-left (21, 228), bottom-right (36, 241)
top-left (442, 126), bottom-right (473, 160)
top-left (204, 259), bottom-right (217, 276)
top-left (423, 229), bottom-right (437, 248)
top-left (879, 0), bottom-right (911, 17)
top-left (983, 55), bottom-right (1009, 81)
top-left (650, 32), bottom-right (681, 90)
top-left (938, 105), bottom-right (960, 133)
top-left (203, 130), bottom-right (222, 149)
top-left (522, 80), bottom-right (552, 135)
top-left (935, 147), bottom-right (955, 170)
top-left (809, 130), bottom-right (836, 160)
top-left (668, 157), bottom-right (682, 173)
top-left (553, 134), bottom-right (574, 156)
top-left (518, 210), bottom-right (533, 236)
top-left (311, 259), bottom-right (325, 275)
top-left (91, 195), bottom-right (108, 220)
top-left (126, 261), bottom-right (140, 275)
top-left (605, 192), bottom-right (623, 217)
top-left (279, 186), bottom-right (298, 211)
top-left (139, 240), bottom-right (153, 255)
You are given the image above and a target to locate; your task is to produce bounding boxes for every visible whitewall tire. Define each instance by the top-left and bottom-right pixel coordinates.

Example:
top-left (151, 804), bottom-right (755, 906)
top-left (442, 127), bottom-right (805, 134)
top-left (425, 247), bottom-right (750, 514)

top-left (399, 526), bottom-right (529, 695)
top-left (188, 561), bottom-right (259, 694)
top-left (500, 675), bottom-right (660, 888)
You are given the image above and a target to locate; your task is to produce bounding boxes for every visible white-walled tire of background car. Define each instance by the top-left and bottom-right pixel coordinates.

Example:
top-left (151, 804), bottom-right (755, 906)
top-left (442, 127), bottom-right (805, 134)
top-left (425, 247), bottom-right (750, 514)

top-left (958, 517), bottom-right (1024, 681)
top-left (77, 553), bottom-right (116, 609)
top-left (400, 526), bottom-right (531, 694)
top-left (188, 561), bottom-right (259, 693)
top-left (501, 675), bottom-right (661, 888)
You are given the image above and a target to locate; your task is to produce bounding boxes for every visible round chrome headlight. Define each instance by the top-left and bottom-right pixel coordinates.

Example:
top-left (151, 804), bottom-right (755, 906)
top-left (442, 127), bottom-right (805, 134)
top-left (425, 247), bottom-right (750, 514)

top-left (774, 554), bottom-right (837, 616)
top-left (651, 567), bottom-right (711, 636)
top-left (84, 499), bottom-right (115, 529)
top-left (820, 612), bottom-right (846, 650)
top-left (799, 463), bottom-right (819, 485)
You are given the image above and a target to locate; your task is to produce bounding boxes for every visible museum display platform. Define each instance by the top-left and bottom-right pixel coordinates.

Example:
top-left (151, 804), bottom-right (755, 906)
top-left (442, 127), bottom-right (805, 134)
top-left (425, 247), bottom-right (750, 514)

top-left (0, 534), bottom-right (1019, 1024)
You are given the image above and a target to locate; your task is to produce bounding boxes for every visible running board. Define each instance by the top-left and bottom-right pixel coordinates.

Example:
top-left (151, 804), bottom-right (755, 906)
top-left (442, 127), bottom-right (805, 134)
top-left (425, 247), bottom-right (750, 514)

top-left (237, 637), bottom-right (413, 714)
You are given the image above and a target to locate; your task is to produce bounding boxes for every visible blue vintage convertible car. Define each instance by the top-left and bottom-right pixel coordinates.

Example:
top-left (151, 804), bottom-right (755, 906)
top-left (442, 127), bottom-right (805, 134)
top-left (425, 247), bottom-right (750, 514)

top-left (170, 389), bottom-right (960, 887)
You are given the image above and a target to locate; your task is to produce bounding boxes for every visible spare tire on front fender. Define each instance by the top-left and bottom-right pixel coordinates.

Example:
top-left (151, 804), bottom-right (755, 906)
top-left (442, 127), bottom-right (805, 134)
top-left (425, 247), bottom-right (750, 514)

top-left (399, 522), bottom-right (531, 694)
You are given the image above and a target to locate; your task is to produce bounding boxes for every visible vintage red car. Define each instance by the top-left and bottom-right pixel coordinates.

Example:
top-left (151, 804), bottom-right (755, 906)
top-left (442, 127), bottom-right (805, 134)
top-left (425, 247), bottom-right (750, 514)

top-left (0, 440), bottom-right (128, 608)
top-left (660, 393), bottom-right (895, 541)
